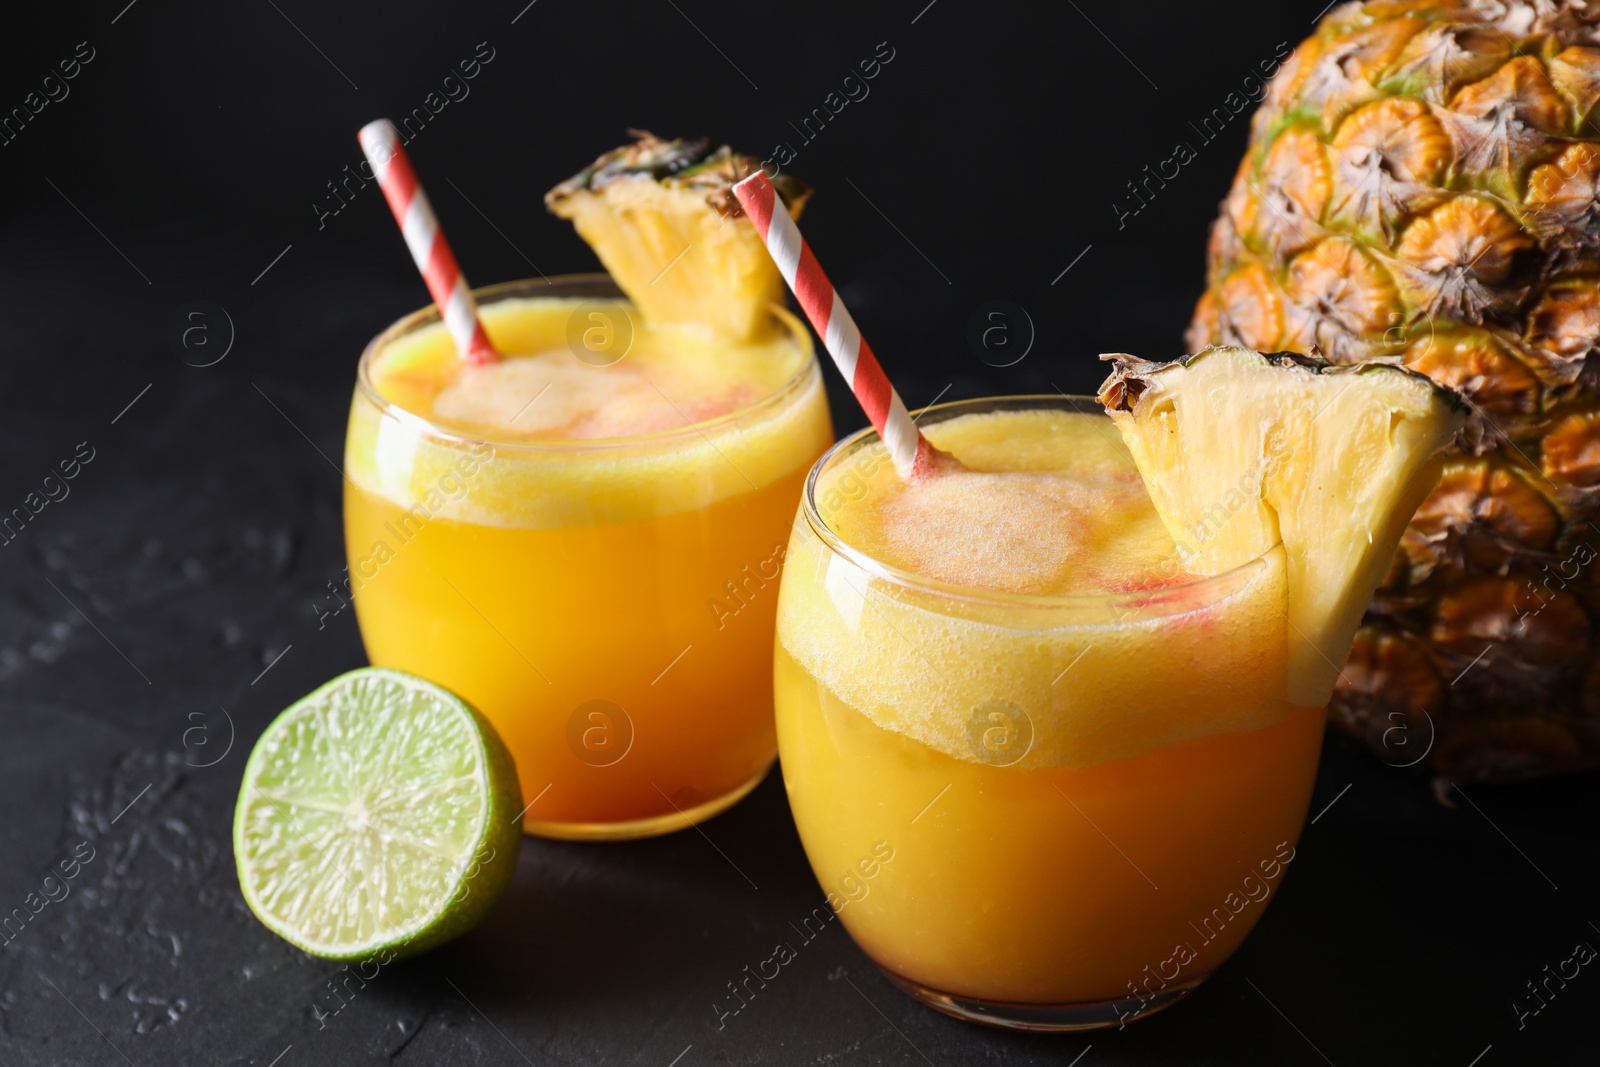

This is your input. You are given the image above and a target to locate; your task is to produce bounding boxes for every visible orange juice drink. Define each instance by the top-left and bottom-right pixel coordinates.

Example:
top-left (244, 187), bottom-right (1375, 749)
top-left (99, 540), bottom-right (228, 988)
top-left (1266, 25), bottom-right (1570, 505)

top-left (345, 276), bottom-right (832, 839)
top-left (774, 397), bottom-right (1322, 1030)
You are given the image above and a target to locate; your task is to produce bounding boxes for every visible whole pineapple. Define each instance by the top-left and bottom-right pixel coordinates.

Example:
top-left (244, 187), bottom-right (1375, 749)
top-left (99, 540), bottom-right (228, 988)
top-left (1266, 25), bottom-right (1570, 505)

top-left (1189, 0), bottom-right (1600, 783)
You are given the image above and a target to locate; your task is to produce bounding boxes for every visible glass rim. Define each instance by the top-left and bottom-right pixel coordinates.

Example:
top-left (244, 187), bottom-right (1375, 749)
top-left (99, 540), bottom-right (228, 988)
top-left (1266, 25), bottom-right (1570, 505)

top-left (799, 394), bottom-right (1279, 612)
top-left (355, 273), bottom-right (819, 453)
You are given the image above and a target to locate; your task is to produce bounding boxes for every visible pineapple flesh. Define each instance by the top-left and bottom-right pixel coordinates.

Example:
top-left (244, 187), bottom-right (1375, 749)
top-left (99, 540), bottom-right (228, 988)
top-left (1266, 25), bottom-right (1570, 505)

top-left (546, 131), bottom-right (811, 342)
top-left (1100, 347), bottom-right (1464, 708)
top-left (1190, 0), bottom-right (1600, 781)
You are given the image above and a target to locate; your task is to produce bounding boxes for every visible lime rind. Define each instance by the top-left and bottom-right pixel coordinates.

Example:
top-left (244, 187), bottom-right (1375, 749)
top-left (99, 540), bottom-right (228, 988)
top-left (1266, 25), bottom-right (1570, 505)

top-left (233, 667), bottom-right (522, 962)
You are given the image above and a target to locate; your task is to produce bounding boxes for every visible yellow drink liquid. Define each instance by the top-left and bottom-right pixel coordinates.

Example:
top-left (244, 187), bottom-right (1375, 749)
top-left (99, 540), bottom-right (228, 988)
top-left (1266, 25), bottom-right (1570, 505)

top-left (774, 400), bottom-right (1322, 1027)
top-left (345, 280), bottom-right (833, 838)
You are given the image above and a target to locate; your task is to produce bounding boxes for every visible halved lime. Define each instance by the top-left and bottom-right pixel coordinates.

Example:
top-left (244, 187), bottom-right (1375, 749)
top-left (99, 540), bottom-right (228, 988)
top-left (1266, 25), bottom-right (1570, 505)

top-left (233, 668), bottom-right (522, 962)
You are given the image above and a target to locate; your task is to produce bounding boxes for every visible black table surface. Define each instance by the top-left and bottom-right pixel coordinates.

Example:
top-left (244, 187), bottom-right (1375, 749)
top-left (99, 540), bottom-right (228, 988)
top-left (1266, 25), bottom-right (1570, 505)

top-left (3, 252), bottom-right (1597, 1067)
top-left (3, 1), bottom-right (1599, 1064)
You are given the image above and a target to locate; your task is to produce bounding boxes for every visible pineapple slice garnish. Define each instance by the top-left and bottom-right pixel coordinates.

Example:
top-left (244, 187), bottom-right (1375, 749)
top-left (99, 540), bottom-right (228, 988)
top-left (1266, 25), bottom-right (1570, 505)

top-left (1098, 346), bottom-right (1464, 707)
top-left (546, 131), bottom-right (811, 342)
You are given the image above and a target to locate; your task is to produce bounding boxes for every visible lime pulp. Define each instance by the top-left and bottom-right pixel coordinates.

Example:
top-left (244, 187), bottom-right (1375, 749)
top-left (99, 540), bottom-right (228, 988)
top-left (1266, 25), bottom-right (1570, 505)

top-left (233, 668), bottom-right (522, 962)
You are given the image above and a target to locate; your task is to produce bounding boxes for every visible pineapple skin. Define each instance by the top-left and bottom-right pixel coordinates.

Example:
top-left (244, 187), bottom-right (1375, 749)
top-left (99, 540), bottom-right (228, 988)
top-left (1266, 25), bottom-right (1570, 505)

top-left (1188, 0), bottom-right (1600, 783)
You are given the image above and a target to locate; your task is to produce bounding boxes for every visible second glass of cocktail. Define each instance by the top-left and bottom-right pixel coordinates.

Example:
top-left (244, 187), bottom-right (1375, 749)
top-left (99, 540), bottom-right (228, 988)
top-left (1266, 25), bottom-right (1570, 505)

top-left (768, 336), bottom-right (1461, 1029)
top-left (732, 160), bottom-right (1461, 1029)
top-left (775, 396), bottom-right (1321, 1029)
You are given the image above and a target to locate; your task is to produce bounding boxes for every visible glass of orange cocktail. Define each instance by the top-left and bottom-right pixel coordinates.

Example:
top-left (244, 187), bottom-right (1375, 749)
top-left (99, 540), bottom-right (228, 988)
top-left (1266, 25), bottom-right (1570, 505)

top-left (774, 395), bottom-right (1324, 1030)
top-left (345, 274), bottom-right (832, 839)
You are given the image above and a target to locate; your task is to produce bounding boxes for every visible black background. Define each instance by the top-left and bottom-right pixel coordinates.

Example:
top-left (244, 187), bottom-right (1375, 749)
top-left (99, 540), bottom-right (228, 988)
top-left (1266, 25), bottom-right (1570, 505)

top-left (0, 1), bottom-right (1596, 1064)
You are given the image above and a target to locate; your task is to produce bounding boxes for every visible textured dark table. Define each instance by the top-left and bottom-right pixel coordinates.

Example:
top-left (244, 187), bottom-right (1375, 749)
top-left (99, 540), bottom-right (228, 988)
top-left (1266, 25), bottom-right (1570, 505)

top-left (0, 239), bottom-right (1595, 1067)
top-left (3, 0), bottom-right (1600, 1062)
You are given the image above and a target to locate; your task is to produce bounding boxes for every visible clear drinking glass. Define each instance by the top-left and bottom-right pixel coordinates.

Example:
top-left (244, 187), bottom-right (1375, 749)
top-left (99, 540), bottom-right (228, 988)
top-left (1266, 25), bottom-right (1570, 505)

top-left (345, 275), bottom-right (833, 839)
top-left (773, 395), bottom-right (1323, 1030)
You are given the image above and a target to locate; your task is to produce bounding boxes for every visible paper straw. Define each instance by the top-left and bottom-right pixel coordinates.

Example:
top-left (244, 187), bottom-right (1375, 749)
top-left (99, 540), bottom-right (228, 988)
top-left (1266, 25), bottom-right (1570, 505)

top-left (358, 119), bottom-right (499, 365)
top-left (734, 171), bottom-right (951, 480)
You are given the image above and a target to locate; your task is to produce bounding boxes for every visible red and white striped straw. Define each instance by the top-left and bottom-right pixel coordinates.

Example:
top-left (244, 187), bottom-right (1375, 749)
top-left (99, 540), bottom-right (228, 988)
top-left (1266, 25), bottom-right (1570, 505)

top-left (358, 119), bottom-right (499, 366)
top-left (734, 172), bottom-right (951, 480)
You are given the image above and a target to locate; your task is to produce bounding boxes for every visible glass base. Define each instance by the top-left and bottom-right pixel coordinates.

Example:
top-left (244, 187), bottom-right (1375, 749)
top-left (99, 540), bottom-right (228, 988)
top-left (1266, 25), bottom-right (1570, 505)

top-left (521, 762), bottom-right (771, 841)
top-left (879, 966), bottom-right (1208, 1032)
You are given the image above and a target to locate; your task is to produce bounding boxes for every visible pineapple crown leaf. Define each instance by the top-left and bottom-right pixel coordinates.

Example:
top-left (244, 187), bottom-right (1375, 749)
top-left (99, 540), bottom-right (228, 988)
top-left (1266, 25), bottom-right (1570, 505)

top-left (544, 130), bottom-right (811, 219)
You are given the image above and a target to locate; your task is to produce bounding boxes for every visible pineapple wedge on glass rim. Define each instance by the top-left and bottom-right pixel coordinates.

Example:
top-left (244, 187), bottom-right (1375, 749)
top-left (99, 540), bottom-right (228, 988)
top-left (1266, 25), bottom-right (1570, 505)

top-left (1099, 346), bottom-right (1465, 707)
top-left (545, 131), bottom-right (812, 342)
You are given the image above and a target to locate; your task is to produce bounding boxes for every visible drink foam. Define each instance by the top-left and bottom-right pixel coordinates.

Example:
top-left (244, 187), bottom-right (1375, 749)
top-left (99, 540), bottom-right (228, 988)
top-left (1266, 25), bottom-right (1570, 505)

top-left (430, 350), bottom-right (761, 440)
top-left (375, 297), bottom-right (798, 441)
top-left (821, 410), bottom-right (1193, 596)
top-left (778, 409), bottom-right (1295, 769)
top-left (345, 296), bottom-right (832, 528)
